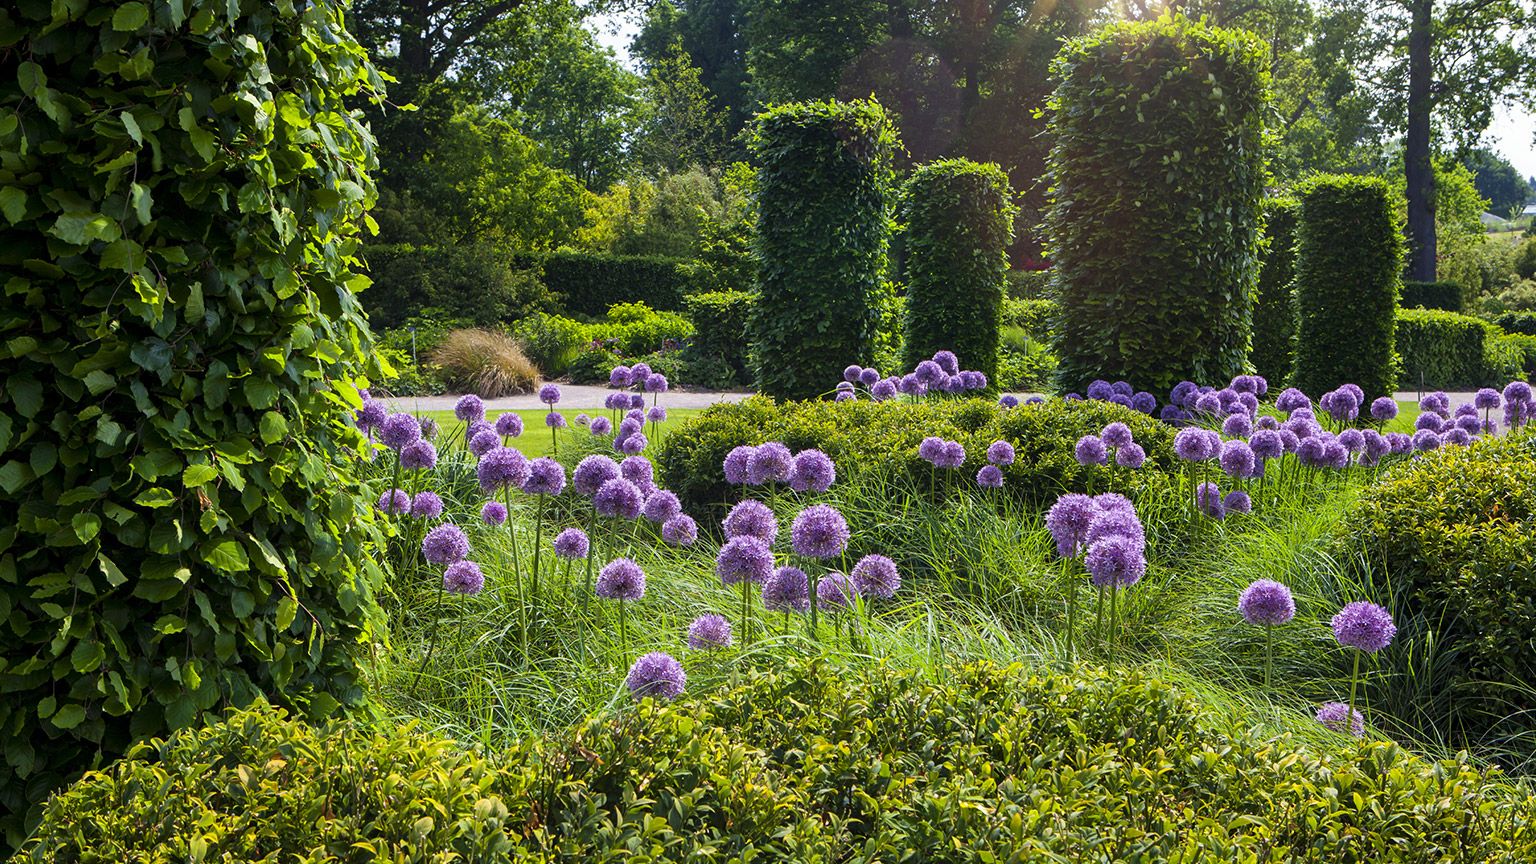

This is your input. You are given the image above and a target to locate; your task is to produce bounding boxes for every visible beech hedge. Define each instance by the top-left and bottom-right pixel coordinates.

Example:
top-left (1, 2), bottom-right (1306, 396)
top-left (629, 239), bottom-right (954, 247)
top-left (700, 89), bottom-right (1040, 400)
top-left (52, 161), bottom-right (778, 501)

top-left (1253, 198), bottom-right (1299, 386)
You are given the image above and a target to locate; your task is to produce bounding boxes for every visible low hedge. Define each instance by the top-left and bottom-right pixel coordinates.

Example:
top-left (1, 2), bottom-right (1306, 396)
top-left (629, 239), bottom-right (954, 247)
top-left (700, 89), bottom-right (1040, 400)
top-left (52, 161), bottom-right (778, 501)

top-left (684, 291), bottom-right (755, 381)
top-left (657, 396), bottom-right (1175, 524)
top-left (1400, 280), bottom-right (1464, 313)
top-left (1394, 308), bottom-right (1522, 389)
top-left (1002, 297), bottom-right (1056, 340)
top-left (510, 251), bottom-right (696, 318)
top-left (1003, 268), bottom-right (1051, 299)
top-left (360, 243), bottom-right (549, 329)
top-left (1495, 312), bottom-right (1536, 336)
top-left (1502, 333), bottom-right (1536, 377)
top-left (21, 662), bottom-right (1536, 861)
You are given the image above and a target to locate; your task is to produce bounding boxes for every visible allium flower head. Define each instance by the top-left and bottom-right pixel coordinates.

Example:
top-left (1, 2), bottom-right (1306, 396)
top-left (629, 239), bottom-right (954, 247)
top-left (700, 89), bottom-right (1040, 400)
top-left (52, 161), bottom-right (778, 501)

top-left (595, 558), bottom-right (645, 601)
top-left (1222, 414), bottom-right (1253, 439)
top-left (1248, 429), bottom-right (1282, 461)
top-left (1386, 431), bottom-right (1413, 454)
top-left (1115, 443), bottom-right (1146, 468)
top-left (1174, 426), bottom-right (1213, 461)
top-left (400, 440), bottom-right (438, 471)
top-left (618, 433), bottom-right (648, 454)
top-left (762, 566), bottom-right (810, 612)
top-left (1455, 403), bottom-right (1478, 419)
top-left (553, 527), bottom-right (589, 560)
top-left (998, 394), bottom-right (1019, 408)
top-left (1160, 405), bottom-right (1185, 422)
top-left (940, 375), bottom-right (966, 394)
top-left (791, 504), bottom-right (849, 558)
top-left (1332, 601), bottom-right (1395, 653)
top-left (645, 373), bottom-right (669, 393)
top-left (1220, 440), bottom-right (1255, 479)
top-left (594, 478), bottom-right (644, 519)
top-left (410, 491), bottom-right (443, 520)
top-left (1337, 428), bottom-right (1364, 453)
top-left (787, 449), bottom-right (837, 493)
top-left (642, 490), bottom-right (681, 524)
top-left (609, 366), bottom-right (633, 388)
top-left (488, 412), bottom-right (520, 439)
top-left (816, 571), bottom-right (859, 610)
top-left (1504, 380), bottom-right (1533, 404)
top-left (575, 413), bottom-right (591, 427)
top-left (356, 399), bottom-right (387, 430)
top-left (377, 488), bottom-right (410, 515)
top-left (1475, 388), bottom-right (1501, 410)
top-left (537, 384), bottom-right (560, 405)
top-left (843, 364), bottom-right (863, 383)
top-left (976, 464), bottom-right (1005, 487)
top-left (1131, 392), bottom-right (1157, 414)
top-left (422, 523), bottom-right (471, 565)
top-left (859, 367), bottom-right (880, 386)
top-left (1412, 429), bottom-right (1441, 451)
top-left (1086, 380), bottom-right (1114, 401)
top-left (662, 514), bottom-right (698, 546)
top-left (604, 393), bottom-right (626, 411)
top-left (937, 440), bottom-right (966, 469)
top-left (1239, 579), bottom-right (1295, 625)
top-left (647, 406), bottom-right (667, 424)
top-left (381, 413), bottom-right (422, 450)
top-left (872, 378), bottom-right (897, 401)
top-left (1316, 702), bottom-right (1364, 737)
top-left (443, 561), bottom-right (484, 595)
top-left (629, 393), bottom-right (646, 409)
top-left (834, 390), bottom-right (855, 404)
top-left (918, 436), bottom-right (946, 464)
top-left (1075, 435), bottom-right (1107, 465)
top-left (468, 429), bottom-right (500, 457)
top-left (590, 416), bottom-right (613, 436)
top-left (1194, 392), bottom-right (1222, 415)
top-left (1444, 427), bottom-right (1472, 447)
top-left (1197, 482), bottom-right (1224, 519)
top-left (987, 440), bottom-right (1016, 465)
top-left (620, 455), bottom-right (653, 485)
top-left (630, 362), bottom-right (652, 379)
top-left (915, 360), bottom-right (943, 384)
top-left (1370, 397), bottom-right (1398, 422)
top-left (747, 442), bottom-right (793, 485)
top-left (454, 394), bottom-right (486, 423)
top-left (1275, 388), bottom-right (1310, 414)
top-left (1222, 490), bottom-right (1252, 515)
top-left (480, 501), bottom-right (507, 526)
top-left (1046, 493), bottom-right (1097, 558)
top-left (932, 350), bottom-right (960, 374)
top-left (723, 497), bottom-right (776, 543)
top-left (1101, 422), bottom-right (1133, 448)
top-left (851, 554), bottom-right (900, 599)
top-left (1414, 411), bottom-right (1442, 432)
top-left (626, 652), bottom-right (685, 701)
top-left (687, 614), bottom-right (733, 650)
top-left (477, 446), bottom-right (529, 493)
top-left (717, 535), bottom-right (773, 586)
top-left (1419, 391), bottom-right (1450, 417)
top-left (1170, 381), bottom-right (1198, 407)
top-left (961, 370), bottom-right (987, 389)
top-left (618, 417), bottom-right (643, 437)
top-left (1085, 536), bottom-right (1146, 588)
top-left (723, 446), bottom-right (756, 484)
top-left (545, 412), bottom-right (567, 430)
top-left (573, 455), bottom-right (621, 496)
top-left (523, 457), bottom-right (566, 496)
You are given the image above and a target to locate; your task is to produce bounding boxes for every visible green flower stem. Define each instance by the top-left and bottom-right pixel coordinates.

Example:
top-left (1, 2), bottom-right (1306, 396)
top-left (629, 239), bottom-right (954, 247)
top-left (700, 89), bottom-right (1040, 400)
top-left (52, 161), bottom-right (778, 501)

top-left (741, 580), bottom-right (752, 646)
top-left (1063, 558), bottom-right (1077, 664)
top-left (1264, 622), bottom-right (1274, 689)
top-left (1109, 585), bottom-right (1119, 668)
top-left (530, 494), bottom-right (545, 609)
top-left (1094, 585), bottom-right (1105, 652)
top-left (1348, 649), bottom-right (1363, 728)
top-left (411, 576), bottom-right (447, 695)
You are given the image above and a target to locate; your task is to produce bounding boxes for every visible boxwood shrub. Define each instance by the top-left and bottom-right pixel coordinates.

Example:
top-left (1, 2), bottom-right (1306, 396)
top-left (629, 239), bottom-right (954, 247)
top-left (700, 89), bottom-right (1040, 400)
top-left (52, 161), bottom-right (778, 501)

top-left (1253, 198), bottom-right (1299, 386)
top-left (1394, 308), bottom-right (1523, 389)
top-left (20, 662), bottom-right (1536, 861)
top-left (1494, 312), bottom-right (1536, 336)
top-left (1400, 280), bottom-right (1465, 313)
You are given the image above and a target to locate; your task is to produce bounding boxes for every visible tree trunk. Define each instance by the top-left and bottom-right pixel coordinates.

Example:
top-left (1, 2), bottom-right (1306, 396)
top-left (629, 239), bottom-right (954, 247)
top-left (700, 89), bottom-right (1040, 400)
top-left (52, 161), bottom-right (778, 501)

top-left (1404, 0), bottom-right (1436, 282)
top-left (398, 0), bottom-right (431, 88)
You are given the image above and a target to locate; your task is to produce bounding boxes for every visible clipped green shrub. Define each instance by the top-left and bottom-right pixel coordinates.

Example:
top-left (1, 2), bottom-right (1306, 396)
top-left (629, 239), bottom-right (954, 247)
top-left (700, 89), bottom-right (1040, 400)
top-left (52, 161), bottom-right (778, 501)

top-left (361, 244), bottom-right (549, 329)
top-left (684, 291), bottom-right (755, 382)
top-left (512, 251), bottom-right (696, 318)
top-left (900, 159), bottom-right (1017, 382)
top-left (1494, 312), bottom-right (1536, 336)
top-left (1334, 429), bottom-right (1536, 760)
top-left (22, 662), bottom-right (1536, 861)
top-left (1400, 280), bottom-right (1465, 313)
top-left (1044, 17), bottom-right (1269, 395)
top-left (658, 396), bottom-right (1174, 524)
top-left (750, 100), bottom-right (898, 401)
top-left (0, 0), bottom-right (384, 839)
top-left (1253, 198), bottom-right (1299, 385)
top-left (509, 312), bottom-right (592, 376)
top-left (1395, 308), bottom-right (1523, 389)
top-left (565, 347), bottom-right (623, 384)
top-left (1293, 175), bottom-right (1404, 400)
top-left (1003, 298), bottom-right (1056, 338)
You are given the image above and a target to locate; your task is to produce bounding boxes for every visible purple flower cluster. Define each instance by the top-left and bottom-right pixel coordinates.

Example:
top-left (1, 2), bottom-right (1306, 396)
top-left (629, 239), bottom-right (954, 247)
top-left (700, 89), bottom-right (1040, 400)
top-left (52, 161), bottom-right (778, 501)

top-left (790, 504), bottom-right (849, 559)
top-left (687, 614), bottom-right (733, 649)
top-left (1085, 379), bottom-right (1159, 415)
top-left (1316, 702), bottom-right (1364, 737)
top-left (1332, 601), bottom-right (1396, 653)
top-left (1239, 579), bottom-right (1295, 625)
top-left (919, 437), bottom-right (967, 469)
top-left (723, 499), bottom-right (778, 543)
top-left (662, 514), bottom-right (699, 546)
top-left (422, 524), bottom-right (470, 566)
top-left (595, 558), bottom-right (646, 601)
top-left (717, 535), bottom-right (774, 586)
top-left (625, 652), bottom-right (686, 700)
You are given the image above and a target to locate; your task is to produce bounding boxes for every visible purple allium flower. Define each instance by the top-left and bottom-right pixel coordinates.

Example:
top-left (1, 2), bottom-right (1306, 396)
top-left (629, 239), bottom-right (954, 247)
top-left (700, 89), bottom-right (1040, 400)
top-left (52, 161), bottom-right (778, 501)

top-left (1085, 536), bottom-right (1146, 588)
top-left (1419, 391), bottom-right (1450, 418)
top-left (488, 412), bottom-right (520, 439)
top-left (850, 554), bottom-right (900, 599)
top-left (1475, 388), bottom-right (1501, 410)
top-left (899, 373), bottom-right (919, 394)
top-left (687, 614), bottom-right (733, 650)
top-left (859, 367), bottom-right (880, 386)
top-left (1075, 435), bottom-right (1107, 466)
top-left (1368, 397), bottom-right (1398, 423)
top-left (1026, 396), bottom-right (1045, 405)
top-left (454, 394), bottom-right (486, 423)
top-left (1219, 440), bottom-right (1255, 479)
top-left (618, 418), bottom-right (644, 438)
top-left (987, 440), bottom-right (1016, 465)
top-left (1115, 443), bottom-right (1146, 468)
top-left (595, 558), bottom-right (645, 601)
top-left (422, 523), bottom-right (471, 565)
top-left (480, 501), bottom-right (507, 526)
top-left (932, 350), bottom-right (960, 375)
top-left (443, 560), bottom-right (485, 595)
top-left (937, 440), bottom-right (967, 469)
top-left (619, 455), bottom-right (652, 486)
top-left (961, 370), bottom-right (986, 389)
top-left (545, 412), bottom-right (567, 430)
top-left (717, 535), bottom-right (773, 586)
top-left (976, 464), bottom-right (1005, 487)
top-left (1412, 429), bottom-right (1441, 451)
top-left (377, 488), bottom-right (410, 515)
top-left (522, 457), bottom-right (566, 497)
top-left (640, 489), bottom-right (681, 523)
top-left (590, 417), bottom-right (613, 436)
top-left (998, 394), bottom-right (1019, 408)
top-left (1046, 493), bottom-right (1097, 558)
top-left (1170, 381), bottom-right (1198, 407)
top-left (1248, 429), bottom-right (1282, 461)
top-left (575, 413), bottom-right (591, 427)
top-left (790, 504), bottom-right (849, 558)
top-left (629, 393), bottom-right (646, 410)
top-left (834, 391), bottom-right (856, 403)
top-left (604, 393), bottom-right (625, 411)
top-left (609, 365), bottom-right (633, 388)
top-left (787, 449), bottom-right (837, 493)
top-left (940, 375), bottom-right (966, 394)
top-left (1275, 388), bottom-right (1310, 414)
top-left (1444, 427), bottom-right (1471, 446)
top-left (477, 446), bottom-right (530, 494)
top-left (1101, 422), bottom-right (1133, 449)
top-left (1087, 380), bottom-right (1114, 401)
top-left (534, 384), bottom-right (559, 406)
top-left (1414, 412), bottom-right (1441, 432)
top-left (1108, 381), bottom-right (1131, 397)
top-left (762, 566), bottom-right (811, 613)
top-left (409, 491), bottom-right (443, 520)
top-left (1237, 392), bottom-right (1260, 416)
top-left (872, 378), bottom-right (898, 401)
top-left (1197, 482), bottom-right (1224, 519)
top-left (1174, 427), bottom-right (1212, 461)
top-left (1455, 403), bottom-right (1478, 418)
top-left (1277, 428), bottom-right (1299, 455)
top-left (594, 478), bottom-right (644, 519)
top-left (1109, 393), bottom-right (1133, 408)
top-left (630, 362), bottom-right (652, 379)
top-left (1295, 436), bottom-right (1326, 467)
top-left (1222, 490), bottom-right (1252, 515)
top-left (1323, 439), bottom-right (1350, 470)
top-left (816, 571), bottom-right (858, 610)
top-left (647, 406), bottom-right (667, 424)
top-left (618, 433), bottom-right (648, 454)
top-left (1384, 431), bottom-right (1411, 454)
top-left (400, 439), bottom-right (438, 471)
top-left (844, 364), bottom-right (864, 383)
top-left (915, 360), bottom-right (943, 385)
top-left (1339, 383), bottom-right (1364, 405)
top-left (747, 442), bottom-right (793, 485)
top-left (468, 430), bottom-right (500, 457)
top-left (1316, 702), bottom-right (1364, 737)
top-left (1337, 428), bottom-right (1364, 454)
top-left (1130, 392), bottom-right (1157, 414)
top-left (625, 652), bottom-right (685, 701)
top-left (551, 527), bottom-right (589, 560)
top-left (723, 445), bottom-right (756, 484)
top-left (645, 373), bottom-right (668, 393)
top-left (918, 436), bottom-right (946, 464)
top-left (1332, 601), bottom-right (1396, 653)
top-left (662, 514), bottom-right (698, 546)
top-left (1064, 393), bottom-right (1083, 401)
top-left (1454, 414), bottom-right (1482, 434)
top-left (1239, 579), bottom-right (1295, 625)
top-left (1160, 404), bottom-right (1185, 422)
top-left (1504, 380), bottom-right (1533, 405)
top-left (1255, 415), bottom-right (1279, 430)
top-left (1194, 392), bottom-right (1222, 415)
top-left (1222, 414), bottom-right (1253, 439)
top-left (381, 413), bottom-right (422, 450)
top-left (356, 399), bottom-right (387, 430)
top-left (722, 500), bottom-right (777, 543)
top-left (572, 455), bottom-right (620, 497)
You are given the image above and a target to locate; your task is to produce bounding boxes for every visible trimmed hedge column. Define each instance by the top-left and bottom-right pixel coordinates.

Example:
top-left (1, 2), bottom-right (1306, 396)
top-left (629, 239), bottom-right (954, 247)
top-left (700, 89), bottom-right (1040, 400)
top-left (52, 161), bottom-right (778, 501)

top-left (1252, 198), bottom-right (1300, 386)
top-left (900, 159), bottom-right (1017, 383)
top-left (1292, 175), bottom-right (1404, 400)
top-left (1044, 17), bottom-right (1269, 395)
top-left (750, 100), bottom-right (897, 401)
top-left (2, 0), bottom-right (385, 832)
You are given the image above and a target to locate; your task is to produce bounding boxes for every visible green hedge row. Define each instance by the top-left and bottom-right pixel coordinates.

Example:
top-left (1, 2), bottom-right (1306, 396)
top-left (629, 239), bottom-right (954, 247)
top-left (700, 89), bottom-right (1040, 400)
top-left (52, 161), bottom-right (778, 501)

top-left (21, 662), bottom-right (1536, 861)
top-left (1400, 280), bottom-right (1465, 313)
top-left (684, 291), bottom-right (755, 380)
top-left (512, 250), bottom-right (696, 318)
top-left (1394, 308), bottom-right (1522, 390)
top-left (1495, 312), bottom-right (1536, 336)
top-left (1253, 198), bottom-right (1299, 385)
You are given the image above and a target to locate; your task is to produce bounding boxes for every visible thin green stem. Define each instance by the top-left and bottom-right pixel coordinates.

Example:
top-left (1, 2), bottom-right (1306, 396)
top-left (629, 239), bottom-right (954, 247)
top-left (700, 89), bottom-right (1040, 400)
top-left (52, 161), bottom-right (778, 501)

top-left (1265, 622), bottom-right (1273, 689)
top-left (1348, 649), bottom-right (1362, 729)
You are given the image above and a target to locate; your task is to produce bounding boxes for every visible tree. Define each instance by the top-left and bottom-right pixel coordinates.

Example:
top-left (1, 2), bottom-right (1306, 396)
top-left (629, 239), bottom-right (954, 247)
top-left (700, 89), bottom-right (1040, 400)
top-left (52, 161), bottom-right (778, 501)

top-left (632, 48), bottom-right (728, 173)
top-left (1461, 147), bottom-right (1532, 216)
top-left (633, 0), bottom-right (755, 147)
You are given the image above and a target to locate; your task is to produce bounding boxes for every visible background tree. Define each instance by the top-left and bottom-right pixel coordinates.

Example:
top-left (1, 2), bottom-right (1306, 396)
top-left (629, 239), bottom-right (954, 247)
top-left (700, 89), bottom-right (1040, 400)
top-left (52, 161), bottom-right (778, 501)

top-left (1461, 147), bottom-right (1533, 216)
top-left (631, 48), bottom-right (728, 174)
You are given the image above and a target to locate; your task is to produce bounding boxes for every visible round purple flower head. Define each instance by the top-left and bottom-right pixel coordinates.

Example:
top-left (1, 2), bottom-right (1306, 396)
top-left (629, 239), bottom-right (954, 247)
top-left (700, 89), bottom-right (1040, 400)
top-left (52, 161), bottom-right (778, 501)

top-left (1369, 397), bottom-right (1398, 422)
top-left (1115, 443), bottom-right (1146, 469)
top-left (537, 384), bottom-right (560, 405)
top-left (961, 370), bottom-right (987, 390)
top-left (642, 490), bottom-right (681, 524)
top-left (486, 412), bottom-right (519, 439)
top-left (998, 394), bottom-right (1019, 408)
top-left (790, 504), bottom-right (849, 559)
top-left (976, 464), bottom-right (1005, 487)
top-left (1414, 411), bottom-right (1442, 432)
top-left (626, 652), bottom-right (685, 701)
top-left (1086, 380), bottom-right (1114, 401)
top-left (619, 455), bottom-right (653, 485)
top-left (816, 571), bottom-right (859, 610)
top-left (609, 365), bottom-right (633, 388)
top-left (1160, 404), bottom-right (1185, 423)
top-left (1075, 435), bottom-right (1107, 466)
top-left (1174, 427), bottom-right (1213, 461)
top-left (851, 554), bottom-right (900, 599)
top-left (918, 436), bottom-right (946, 464)
top-left (717, 535), bottom-right (773, 586)
top-left (872, 378), bottom-right (897, 401)
top-left (1275, 388), bottom-right (1310, 414)
top-left (662, 514), bottom-right (698, 546)
top-left (1170, 381), bottom-right (1198, 407)
top-left (940, 375), bottom-right (966, 395)
top-left (859, 367), bottom-right (880, 386)
top-left (356, 399), bottom-right (387, 431)
top-left (937, 440), bottom-right (966, 469)
top-left (987, 440), bottom-right (1016, 465)
top-left (604, 393), bottom-right (625, 411)
top-left (1475, 388), bottom-right (1501, 410)
top-left (1248, 429), bottom-right (1282, 461)
top-left (747, 442), bottom-right (793, 485)
top-left (594, 478), bottom-right (644, 519)
top-left (834, 390), bottom-right (855, 403)
top-left (522, 457), bottom-right (566, 496)
top-left (595, 558), bottom-right (645, 601)
top-left (468, 429), bottom-right (500, 458)
top-left (1101, 422), bottom-right (1133, 449)
top-left (422, 523), bottom-right (471, 565)
top-left (1222, 490), bottom-right (1252, 515)
top-left (628, 393), bottom-right (647, 410)
top-left (618, 433), bottom-right (648, 455)
top-left (381, 413), bottom-right (422, 451)
top-left (480, 501), bottom-right (507, 526)
top-left (1194, 392), bottom-right (1222, 415)
top-left (410, 491), bottom-right (443, 520)
top-left (1220, 440), bottom-right (1255, 479)
top-left (932, 350), bottom-right (960, 375)
top-left (1085, 536), bottom-right (1146, 588)
top-left (544, 528), bottom-right (587, 562)
top-left (687, 614), bottom-right (733, 650)
top-left (630, 362), bottom-right (652, 380)
top-left (443, 561), bottom-right (485, 596)
top-left (787, 449), bottom-right (837, 493)
top-left (763, 566), bottom-right (811, 613)
top-left (1222, 413), bottom-right (1253, 439)
top-left (619, 416), bottom-right (643, 437)
top-left (1419, 391), bottom-right (1450, 418)
top-left (1443, 427), bottom-right (1471, 447)
top-left (454, 394), bottom-right (486, 423)
top-left (1238, 579), bottom-right (1295, 625)
top-left (1412, 429), bottom-right (1441, 452)
top-left (1197, 482), bottom-right (1225, 519)
top-left (1131, 392), bottom-right (1157, 414)
top-left (400, 440), bottom-right (438, 472)
top-left (545, 412), bottom-right (567, 430)
top-left (1110, 381), bottom-right (1132, 397)
top-left (645, 373), bottom-right (669, 393)
top-left (915, 360), bottom-right (943, 385)
top-left (1045, 493), bottom-right (1097, 558)
top-left (1337, 428), bottom-right (1364, 454)
top-left (1332, 601), bottom-right (1396, 653)
top-left (590, 417), bottom-right (613, 436)
top-left (377, 488), bottom-right (410, 515)
top-left (647, 406), bottom-right (667, 424)
top-left (723, 445), bottom-right (756, 484)
top-left (1316, 702), bottom-right (1365, 737)
top-left (843, 364), bottom-right (864, 384)
top-left (573, 455), bottom-right (620, 497)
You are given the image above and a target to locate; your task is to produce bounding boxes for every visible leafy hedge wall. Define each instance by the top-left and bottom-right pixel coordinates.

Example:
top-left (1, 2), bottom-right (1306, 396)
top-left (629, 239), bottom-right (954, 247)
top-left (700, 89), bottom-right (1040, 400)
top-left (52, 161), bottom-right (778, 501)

top-left (1495, 312), bottom-right (1536, 336)
top-left (512, 250), bottom-right (695, 318)
top-left (0, 0), bottom-right (384, 839)
top-left (1044, 17), bottom-right (1269, 395)
top-left (1253, 198), bottom-right (1299, 386)
top-left (20, 663), bottom-right (1536, 861)
top-left (360, 244), bottom-right (548, 329)
top-left (684, 290), bottom-right (755, 381)
top-left (900, 159), bottom-right (1017, 383)
top-left (1400, 280), bottom-right (1464, 313)
top-left (750, 100), bottom-right (897, 401)
top-left (1292, 175), bottom-right (1403, 401)
top-left (1395, 308), bottom-right (1522, 390)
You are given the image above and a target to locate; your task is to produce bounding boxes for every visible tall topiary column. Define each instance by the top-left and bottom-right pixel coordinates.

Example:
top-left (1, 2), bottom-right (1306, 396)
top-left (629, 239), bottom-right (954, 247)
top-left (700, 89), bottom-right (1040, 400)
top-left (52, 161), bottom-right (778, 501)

top-left (1292, 175), bottom-right (1404, 400)
top-left (900, 159), bottom-right (1017, 383)
top-left (1252, 198), bottom-right (1300, 386)
top-left (1044, 17), bottom-right (1269, 395)
top-left (1, 0), bottom-right (385, 835)
top-left (750, 100), bottom-right (897, 401)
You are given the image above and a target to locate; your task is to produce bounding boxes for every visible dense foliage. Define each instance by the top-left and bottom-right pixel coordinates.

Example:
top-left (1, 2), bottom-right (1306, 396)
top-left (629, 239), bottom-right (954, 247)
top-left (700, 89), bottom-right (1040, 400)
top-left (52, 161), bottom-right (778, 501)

top-left (1044, 17), bottom-right (1269, 395)
top-left (749, 100), bottom-right (897, 401)
top-left (360, 244), bottom-right (548, 329)
top-left (1399, 280), bottom-right (1465, 313)
top-left (0, 0), bottom-right (384, 840)
top-left (1292, 175), bottom-right (1404, 400)
top-left (899, 159), bottom-right (1016, 383)
top-left (1253, 198), bottom-right (1299, 386)
top-left (1495, 311), bottom-right (1536, 336)
top-left (1394, 309), bottom-right (1522, 390)
top-left (514, 252), bottom-right (697, 319)
top-left (683, 290), bottom-right (755, 383)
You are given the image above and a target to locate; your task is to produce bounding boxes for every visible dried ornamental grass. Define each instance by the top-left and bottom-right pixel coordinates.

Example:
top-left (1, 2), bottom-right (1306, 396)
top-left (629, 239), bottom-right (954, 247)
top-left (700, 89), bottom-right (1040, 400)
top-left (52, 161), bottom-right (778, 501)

top-left (429, 329), bottom-right (538, 397)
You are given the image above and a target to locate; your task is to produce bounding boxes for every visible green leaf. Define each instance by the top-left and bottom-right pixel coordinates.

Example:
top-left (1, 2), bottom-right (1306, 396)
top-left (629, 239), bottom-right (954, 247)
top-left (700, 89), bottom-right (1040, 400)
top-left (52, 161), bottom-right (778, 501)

top-left (0, 187), bottom-right (25, 224)
top-left (5, 737), bottom-right (35, 777)
top-left (98, 555), bottom-right (127, 587)
top-left (201, 538), bottom-right (249, 573)
top-left (51, 213), bottom-right (120, 246)
top-left (49, 704), bottom-right (86, 730)
top-left (134, 487), bottom-right (176, 508)
top-left (188, 125), bottom-right (216, 163)
top-left (70, 641), bottom-right (105, 673)
top-left (259, 411), bottom-right (288, 444)
top-left (130, 183), bottom-right (152, 224)
top-left (0, 461), bottom-right (34, 494)
top-left (16, 61), bottom-right (45, 96)
top-left (275, 595), bottom-right (298, 631)
top-left (132, 578), bottom-right (184, 602)
top-left (182, 464), bottom-right (218, 486)
top-left (71, 513), bottom-right (101, 543)
top-left (244, 378), bottom-right (279, 409)
top-left (164, 696), bottom-right (196, 730)
top-left (120, 112), bottom-right (142, 145)
top-left (112, 2), bottom-right (149, 30)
